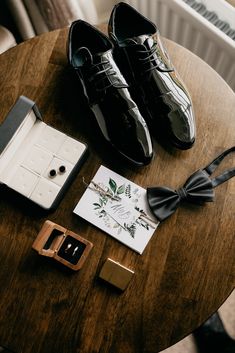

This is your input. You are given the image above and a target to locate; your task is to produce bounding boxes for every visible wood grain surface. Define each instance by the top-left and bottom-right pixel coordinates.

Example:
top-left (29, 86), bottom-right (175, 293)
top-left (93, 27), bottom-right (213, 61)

top-left (0, 26), bottom-right (234, 353)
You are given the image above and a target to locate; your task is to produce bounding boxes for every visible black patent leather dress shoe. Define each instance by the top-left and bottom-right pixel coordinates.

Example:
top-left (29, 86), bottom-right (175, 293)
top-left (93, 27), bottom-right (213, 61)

top-left (194, 312), bottom-right (235, 353)
top-left (67, 20), bottom-right (153, 166)
top-left (108, 2), bottom-right (196, 150)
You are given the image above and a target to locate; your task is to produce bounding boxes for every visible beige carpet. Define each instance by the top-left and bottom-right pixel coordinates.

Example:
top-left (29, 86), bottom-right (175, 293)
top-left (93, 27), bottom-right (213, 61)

top-left (160, 289), bottom-right (235, 353)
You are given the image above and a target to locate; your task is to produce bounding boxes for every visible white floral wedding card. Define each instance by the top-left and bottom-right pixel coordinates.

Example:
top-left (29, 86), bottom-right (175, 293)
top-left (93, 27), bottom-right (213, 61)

top-left (73, 165), bottom-right (159, 254)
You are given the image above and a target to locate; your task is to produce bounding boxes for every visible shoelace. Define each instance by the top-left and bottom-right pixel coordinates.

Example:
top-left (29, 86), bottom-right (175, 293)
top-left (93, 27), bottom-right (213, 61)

top-left (137, 42), bottom-right (173, 74)
top-left (86, 60), bottom-right (116, 92)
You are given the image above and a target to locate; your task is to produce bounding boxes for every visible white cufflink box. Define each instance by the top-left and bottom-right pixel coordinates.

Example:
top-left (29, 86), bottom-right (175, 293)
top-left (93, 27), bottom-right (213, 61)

top-left (0, 96), bottom-right (88, 211)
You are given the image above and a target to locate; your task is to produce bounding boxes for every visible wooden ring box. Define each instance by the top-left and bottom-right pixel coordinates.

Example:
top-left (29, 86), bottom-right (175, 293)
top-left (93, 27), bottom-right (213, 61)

top-left (32, 220), bottom-right (93, 270)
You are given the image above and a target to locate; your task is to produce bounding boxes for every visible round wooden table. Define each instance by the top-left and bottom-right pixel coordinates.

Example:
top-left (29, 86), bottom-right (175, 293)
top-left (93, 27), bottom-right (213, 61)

top-left (0, 26), bottom-right (234, 353)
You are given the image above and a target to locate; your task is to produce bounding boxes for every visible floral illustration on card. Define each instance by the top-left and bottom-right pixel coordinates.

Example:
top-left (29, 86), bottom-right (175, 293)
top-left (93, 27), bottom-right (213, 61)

top-left (74, 165), bottom-right (159, 254)
top-left (92, 177), bottom-right (150, 238)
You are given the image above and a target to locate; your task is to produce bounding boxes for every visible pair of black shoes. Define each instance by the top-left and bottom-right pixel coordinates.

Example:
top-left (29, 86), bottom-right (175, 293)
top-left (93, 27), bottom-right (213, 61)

top-left (68, 2), bottom-right (196, 166)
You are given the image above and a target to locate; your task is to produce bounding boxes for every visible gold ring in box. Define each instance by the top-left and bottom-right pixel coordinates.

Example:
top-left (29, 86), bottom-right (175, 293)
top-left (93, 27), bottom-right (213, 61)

top-left (32, 220), bottom-right (93, 270)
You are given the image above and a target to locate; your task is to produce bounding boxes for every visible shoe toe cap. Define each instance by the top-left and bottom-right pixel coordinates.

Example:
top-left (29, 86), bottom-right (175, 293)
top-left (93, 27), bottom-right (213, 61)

top-left (168, 103), bottom-right (196, 149)
top-left (113, 107), bottom-right (154, 166)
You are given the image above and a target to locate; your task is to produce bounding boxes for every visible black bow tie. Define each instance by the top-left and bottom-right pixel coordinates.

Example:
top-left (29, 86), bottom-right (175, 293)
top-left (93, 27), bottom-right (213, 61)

top-left (147, 147), bottom-right (235, 222)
